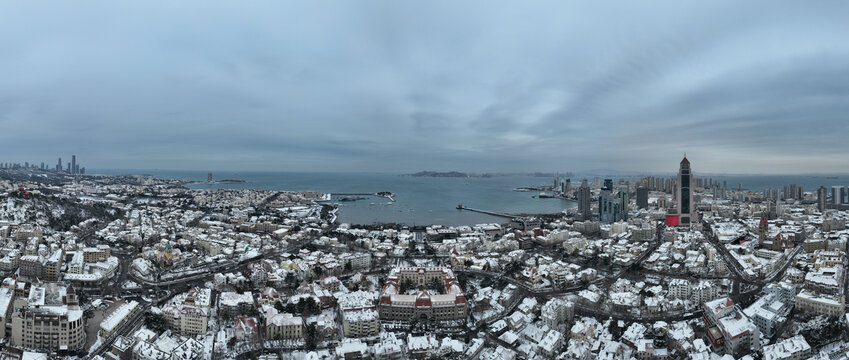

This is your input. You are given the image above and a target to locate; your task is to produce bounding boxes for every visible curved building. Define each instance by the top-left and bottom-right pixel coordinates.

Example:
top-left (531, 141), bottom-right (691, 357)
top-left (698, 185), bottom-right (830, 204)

top-left (10, 282), bottom-right (85, 352)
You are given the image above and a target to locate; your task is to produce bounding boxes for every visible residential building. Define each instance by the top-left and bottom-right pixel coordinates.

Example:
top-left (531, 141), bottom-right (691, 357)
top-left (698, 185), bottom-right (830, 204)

top-left (762, 335), bottom-right (811, 360)
top-left (265, 309), bottom-right (303, 339)
top-left (100, 301), bottom-right (140, 338)
top-left (669, 279), bottom-right (691, 300)
top-left (795, 290), bottom-right (845, 318)
top-left (338, 291), bottom-right (379, 338)
top-left (701, 297), bottom-right (760, 357)
top-left (218, 292), bottom-right (254, 318)
top-left (18, 256), bottom-right (42, 280)
top-left (540, 298), bottom-right (574, 330)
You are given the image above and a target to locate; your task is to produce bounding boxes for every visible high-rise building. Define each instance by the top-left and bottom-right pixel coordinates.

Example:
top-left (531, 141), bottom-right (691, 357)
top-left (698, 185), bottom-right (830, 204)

top-left (784, 184), bottom-right (803, 201)
top-left (598, 188), bottom-right (620, 224)
top-left (817, 187), bottom-right (828, 212)
top-left (676, 156), bottom-right (695, 225)
top-left (617, 187), bottom-right (629, 221)
top-left (57, 157), bottom-right (62, 171)
top-left (577, 179), bottom-right (591, 221)
top-left (636, 187), bottom-right (649, 210)
top-left (71, 155), bottom-right (76, 175)
top-left (832, 186), bottom-right (843, 205)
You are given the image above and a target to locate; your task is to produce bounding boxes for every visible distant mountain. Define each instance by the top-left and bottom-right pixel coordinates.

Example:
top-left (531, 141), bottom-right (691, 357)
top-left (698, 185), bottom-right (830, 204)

top-left (402, 171), bottom-right (470, 178)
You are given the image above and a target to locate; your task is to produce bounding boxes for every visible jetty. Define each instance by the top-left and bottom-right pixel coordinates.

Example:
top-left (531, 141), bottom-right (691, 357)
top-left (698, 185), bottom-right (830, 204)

top-left (332, 192), bottom-right (395, 202)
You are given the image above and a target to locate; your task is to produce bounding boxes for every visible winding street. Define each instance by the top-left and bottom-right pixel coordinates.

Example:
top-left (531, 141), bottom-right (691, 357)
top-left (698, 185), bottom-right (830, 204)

top-left (702, 220), bottom-right (804, 306)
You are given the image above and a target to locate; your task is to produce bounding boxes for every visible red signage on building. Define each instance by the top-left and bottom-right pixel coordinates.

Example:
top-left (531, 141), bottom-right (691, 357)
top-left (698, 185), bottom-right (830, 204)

top-left (665, 215), bottom-right (679, 226)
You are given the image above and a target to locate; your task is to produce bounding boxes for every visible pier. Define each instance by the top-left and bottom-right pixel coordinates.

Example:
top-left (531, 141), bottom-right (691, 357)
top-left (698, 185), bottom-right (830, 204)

top-left (332, 192), bottom-right (395, 202)
top-left (455, 204), bottom-right (515, 219)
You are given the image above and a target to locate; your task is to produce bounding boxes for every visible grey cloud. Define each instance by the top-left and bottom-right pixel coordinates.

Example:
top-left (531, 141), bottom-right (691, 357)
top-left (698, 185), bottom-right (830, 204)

top-left (1, 1), bottom-right (848, 173)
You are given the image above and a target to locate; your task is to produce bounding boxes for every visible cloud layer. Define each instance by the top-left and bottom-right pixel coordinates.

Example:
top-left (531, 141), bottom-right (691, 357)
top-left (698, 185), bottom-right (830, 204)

top-left (1, 1), bottom-right (848, 173)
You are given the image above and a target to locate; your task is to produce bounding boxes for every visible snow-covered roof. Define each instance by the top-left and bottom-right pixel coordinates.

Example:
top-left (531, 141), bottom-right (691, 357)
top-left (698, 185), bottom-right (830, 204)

top-left (762, 335), bottom-right (811, 360)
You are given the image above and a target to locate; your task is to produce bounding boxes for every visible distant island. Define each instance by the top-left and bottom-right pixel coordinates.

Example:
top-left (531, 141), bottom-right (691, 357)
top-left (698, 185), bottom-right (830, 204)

top-left (402, 171), bottom-right (471, 178)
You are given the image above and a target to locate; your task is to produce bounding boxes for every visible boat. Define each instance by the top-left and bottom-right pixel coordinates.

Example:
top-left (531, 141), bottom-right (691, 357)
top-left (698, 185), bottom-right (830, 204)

top-left (456, 204), bottom-right (463, 209)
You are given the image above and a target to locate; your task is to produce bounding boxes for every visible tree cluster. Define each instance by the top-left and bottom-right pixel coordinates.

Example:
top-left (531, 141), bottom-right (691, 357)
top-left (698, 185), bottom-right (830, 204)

top-left (144, 312), bottom-right (168, 333)
top-left (275, 297), bottom-right (321, 317)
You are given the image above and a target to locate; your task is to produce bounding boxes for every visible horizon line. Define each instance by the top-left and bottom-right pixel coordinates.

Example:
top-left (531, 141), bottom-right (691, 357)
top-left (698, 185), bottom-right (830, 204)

top-left (82, 167), bottom-right (849, 178)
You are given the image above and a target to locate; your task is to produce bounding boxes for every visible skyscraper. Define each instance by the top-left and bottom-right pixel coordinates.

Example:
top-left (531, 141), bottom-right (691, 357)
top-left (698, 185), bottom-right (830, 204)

top-left (617, 187), bottom-right (629, 221)
top-left (71, 155), bottom-right (76, 175)
top-left (577, 179), bottom-right (591, 221)
top-left (636, 187), bottom-right (649, 209)
top-left (676, 156), bottom-right (695, 225)
top-left (57, 157), bottom-right (62, 172)
top-left (832, 186), bottom-right (843, 205)
top-left (598, 188), bottom-right (620, 224)
top-left (817, 186), bottom-right (827, 212)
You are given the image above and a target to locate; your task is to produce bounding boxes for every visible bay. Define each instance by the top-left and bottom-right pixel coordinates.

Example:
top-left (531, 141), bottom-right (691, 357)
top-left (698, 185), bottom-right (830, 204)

top-left (91, 170), bottom-right (576, 226)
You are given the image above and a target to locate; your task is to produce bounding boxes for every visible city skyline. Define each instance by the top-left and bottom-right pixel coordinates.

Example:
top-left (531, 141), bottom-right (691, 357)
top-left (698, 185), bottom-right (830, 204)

top-left (2, 2), bottom-right (849, 173)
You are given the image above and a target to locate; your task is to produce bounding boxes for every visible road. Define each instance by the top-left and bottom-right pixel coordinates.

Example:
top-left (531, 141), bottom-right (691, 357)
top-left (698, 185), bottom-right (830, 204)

top-left (702, 220), bottom-right (804, 305)
top-left (86, 243), bottom-right (301, 359)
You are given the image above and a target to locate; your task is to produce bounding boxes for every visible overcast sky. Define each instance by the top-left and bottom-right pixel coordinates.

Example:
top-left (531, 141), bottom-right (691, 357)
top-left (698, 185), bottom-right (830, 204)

top-left (1, 1), bottom-right (848, 174)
